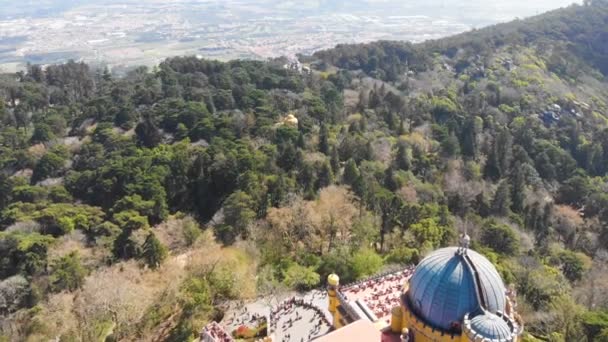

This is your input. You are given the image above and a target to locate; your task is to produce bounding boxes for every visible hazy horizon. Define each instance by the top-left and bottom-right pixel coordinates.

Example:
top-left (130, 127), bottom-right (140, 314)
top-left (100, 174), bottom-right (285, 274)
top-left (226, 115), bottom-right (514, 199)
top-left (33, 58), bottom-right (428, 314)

top-left (0, 0), bottom-right (583, 72)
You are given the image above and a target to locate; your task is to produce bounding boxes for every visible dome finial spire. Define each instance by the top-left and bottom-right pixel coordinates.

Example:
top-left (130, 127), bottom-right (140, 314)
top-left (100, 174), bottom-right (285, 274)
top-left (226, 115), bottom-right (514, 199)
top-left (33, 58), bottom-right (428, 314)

top-left (459, 218), bottom-right (471, 252)
top-left (459, 232), bottom-right (471, 250)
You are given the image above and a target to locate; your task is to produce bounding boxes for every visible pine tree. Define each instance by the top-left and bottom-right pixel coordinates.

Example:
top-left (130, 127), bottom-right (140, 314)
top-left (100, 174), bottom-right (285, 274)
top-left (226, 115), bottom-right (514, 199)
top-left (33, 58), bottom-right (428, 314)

top-left (369, 90), bottom-right (381, 108)
top-left (0, 174), bottom-right (12, 212)
top-left (357, 89), bottom-right (368, 111)
top-left (364, 141), bottom-right (374, 161)
top-left (135, 115), bottom-right (162, 148)
top-left (352, 174), bottom-right (367, 199)
top-left (343, 159), bottom-right (360, 185)
top-left (330, 147), bottom-right (340, 174)
top-left (319, 124), bottom-right (329, 154)
top-left (535, 151), bottom-right (556, 181)
top-left (484, 127), bottom-right (512, 180)
top-left (442, 132), bottom-right (461, 157)
top-left (223, 191), bottom-right (256, 238)
top-left (297, 132), bottom-right (306, 149)
top-left (397, 118), bottom-right (406, 136)
top-left (510, 167), bottom-right (526, 213)
top-left (384, 166), bottom-right (399, 191)
top-left (474, 192), bottom-right (492, 218)
top-left (360, 116), bottom-right (368, 132)
top-left (299, 163), bottom-right (316, 193)
top-left (461, 117), bottom-right (480, 159)
top-left (396, 143), bottom-right (411, 171)
top-left (525, 203), bottom-right (552, 249)
top-left (384, 111), bottom-right (396, 130)
top-left (269, 173), bottom-right (288, 207)
top-left (317, 161), bottom-right (334, 189)
top-left (492, 180), bottom-right (511, 216)
top-left (496, 128), bottom-right (513, 176)
top-left (484, 147), bottom-right (501, 180)
top-left (439, 205), bottom-right (451, 227)
top-left (142, 231), bottom-right (168, 269)
top-left (278, 142), bottom-right (297, 171)
top-left (379, 84), bottom-right (387, 97)
top-left (175, 123), bottom-right (188, 141)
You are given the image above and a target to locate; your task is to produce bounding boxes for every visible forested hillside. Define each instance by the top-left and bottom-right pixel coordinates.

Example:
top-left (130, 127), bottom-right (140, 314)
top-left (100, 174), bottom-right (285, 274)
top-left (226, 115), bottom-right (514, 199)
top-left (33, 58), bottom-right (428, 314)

top-left (1, 1), bottom-right (608, 341)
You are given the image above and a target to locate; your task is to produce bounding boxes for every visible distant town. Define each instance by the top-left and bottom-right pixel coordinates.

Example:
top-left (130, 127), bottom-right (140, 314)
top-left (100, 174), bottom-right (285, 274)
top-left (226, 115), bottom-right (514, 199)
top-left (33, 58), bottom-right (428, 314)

top-left (0, 0), bottom-right (581, 72)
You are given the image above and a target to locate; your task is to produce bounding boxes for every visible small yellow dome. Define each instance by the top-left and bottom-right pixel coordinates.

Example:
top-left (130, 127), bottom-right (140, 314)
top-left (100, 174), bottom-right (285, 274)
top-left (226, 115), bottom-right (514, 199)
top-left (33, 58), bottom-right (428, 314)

top-left (327, 274), bottom-right (340, 286)
top-left (284, 114), bottom-right (298, 126)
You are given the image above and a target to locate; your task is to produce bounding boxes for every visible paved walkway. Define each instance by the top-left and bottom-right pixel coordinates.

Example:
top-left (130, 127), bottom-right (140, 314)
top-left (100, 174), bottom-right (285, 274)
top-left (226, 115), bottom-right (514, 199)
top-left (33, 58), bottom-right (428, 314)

top-left (220, 290), bottom-right (332, 342)
top-left (271, 292), bottom-right (332, 342)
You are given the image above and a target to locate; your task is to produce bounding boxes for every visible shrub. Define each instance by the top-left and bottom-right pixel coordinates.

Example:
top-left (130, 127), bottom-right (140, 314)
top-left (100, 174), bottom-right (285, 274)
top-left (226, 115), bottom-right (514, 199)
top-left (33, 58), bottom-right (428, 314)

top-left (0, 275), bottom-right (30, 314)
top-left (50, 251), bottom-right (87, 292)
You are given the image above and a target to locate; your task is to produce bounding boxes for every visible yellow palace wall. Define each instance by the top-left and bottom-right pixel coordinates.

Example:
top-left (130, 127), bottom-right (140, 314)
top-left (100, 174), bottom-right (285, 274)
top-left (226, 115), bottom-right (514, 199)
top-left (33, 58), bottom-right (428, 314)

top-left (397, 304), bottom-right (467, 342)
top-left (392, 303), bottom-right (519, 342)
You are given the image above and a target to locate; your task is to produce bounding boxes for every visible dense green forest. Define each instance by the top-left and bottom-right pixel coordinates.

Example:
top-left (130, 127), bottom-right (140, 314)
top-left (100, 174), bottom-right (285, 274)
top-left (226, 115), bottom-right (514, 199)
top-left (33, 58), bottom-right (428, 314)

top-left (1, 1), bottom-right (608, 341)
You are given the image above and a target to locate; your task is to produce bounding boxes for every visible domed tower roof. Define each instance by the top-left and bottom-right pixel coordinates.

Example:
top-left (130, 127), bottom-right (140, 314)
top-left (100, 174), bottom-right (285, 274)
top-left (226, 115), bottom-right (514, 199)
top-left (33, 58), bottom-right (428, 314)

top-left (407, 247), bottom-right (506, 331)
top-left (464, 312), bottom-right (517, 341)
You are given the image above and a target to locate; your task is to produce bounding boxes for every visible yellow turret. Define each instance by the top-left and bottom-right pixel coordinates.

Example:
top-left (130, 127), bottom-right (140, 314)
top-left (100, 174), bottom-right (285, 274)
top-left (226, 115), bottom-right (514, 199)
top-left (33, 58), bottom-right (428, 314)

top-left (327, 274), bottom-right (341, 328)
top-left (390, 306), bottom-right (403, 333)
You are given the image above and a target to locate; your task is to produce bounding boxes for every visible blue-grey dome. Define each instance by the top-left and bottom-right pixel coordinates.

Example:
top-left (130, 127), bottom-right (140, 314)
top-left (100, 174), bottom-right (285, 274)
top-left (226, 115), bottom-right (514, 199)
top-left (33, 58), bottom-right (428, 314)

top-left (407, 247), bottom-right (506, 331)
top-left (467, 312), bottom-right (514, 341)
